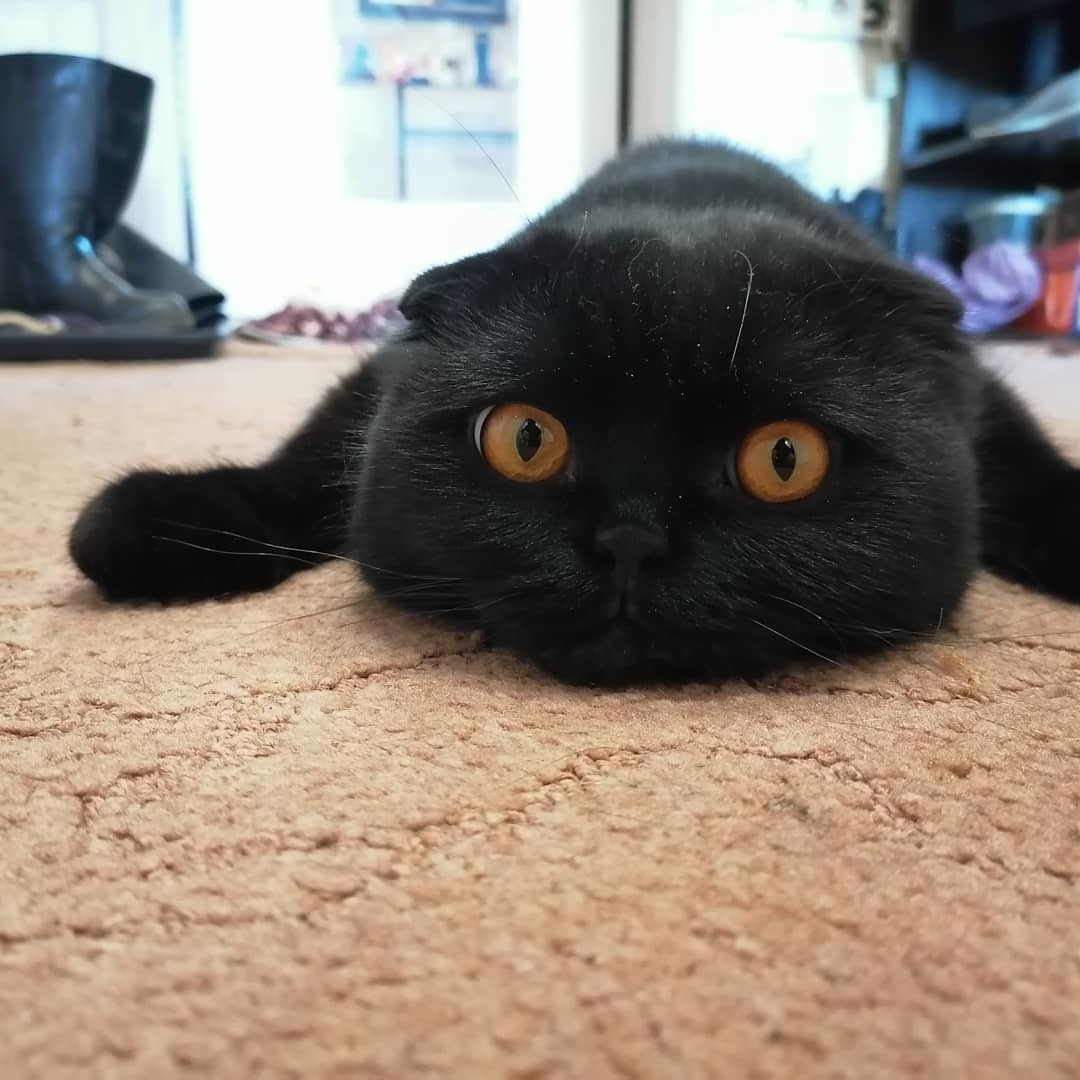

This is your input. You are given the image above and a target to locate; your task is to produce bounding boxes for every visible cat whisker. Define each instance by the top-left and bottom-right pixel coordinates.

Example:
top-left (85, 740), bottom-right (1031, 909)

top-left (239, 600), bottom-right (363, 634)
top-left (563, 209), bottom-right (590, 266)
top-left (381, 580), bottom-right (465, 600)
top-left (762, 593), bottom-right (847, 653)
top-left (154, 518), bottom-right (460, 582)
top-left (821, 255), bottom-right (856, 295)
top-left (750, 617), bottom-right (841, 666)
top-left (729, 248), bottom-right (754, 378)
top-left (151, 535), bottom-right (323, 567)
top-left (472, 591), bottom-right (525, 613)
top-left (154, 518), bottom-right (357, 565)
top-left (419, 93), bottom-right (531, 224)
top-left (844, 614), bottom-right (1080, 646)
top-left (413, 606), bottom-right (480, 619)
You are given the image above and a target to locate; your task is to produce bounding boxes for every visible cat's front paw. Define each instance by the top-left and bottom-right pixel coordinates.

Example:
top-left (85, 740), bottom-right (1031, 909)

top-left (69, 468), bottom-right (287, 602)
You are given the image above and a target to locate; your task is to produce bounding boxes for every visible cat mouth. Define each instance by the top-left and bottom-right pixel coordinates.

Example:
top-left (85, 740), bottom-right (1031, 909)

top-left (489, 596), bottom-right (696, 685)
top-left (529, 616), bottom-right (677, 686)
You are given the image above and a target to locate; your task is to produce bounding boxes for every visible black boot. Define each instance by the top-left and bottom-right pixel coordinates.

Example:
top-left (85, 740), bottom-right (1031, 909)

top-left (0, 53), bottom-right (193, 331)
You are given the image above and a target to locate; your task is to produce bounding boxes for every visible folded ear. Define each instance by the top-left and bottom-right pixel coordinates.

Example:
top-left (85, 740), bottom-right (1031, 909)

top-left (399, 250), bottom-right (508, 326)
top-left (886, 260), bottom-right (965, 326)
top-left (807, 236), bottom-right (965, 329)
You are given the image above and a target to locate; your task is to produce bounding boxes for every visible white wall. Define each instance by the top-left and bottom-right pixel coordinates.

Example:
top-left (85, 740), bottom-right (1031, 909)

top-left (182, 0), bottom-right (620, 319)
top-left (95, 0), bottom-right (188, 260)
top-left (631, 0), bottom-right (908, 199)
top-left (0, 0), bottom-right (189, 260)
top-left (0, 0), bottom-right (101, 56)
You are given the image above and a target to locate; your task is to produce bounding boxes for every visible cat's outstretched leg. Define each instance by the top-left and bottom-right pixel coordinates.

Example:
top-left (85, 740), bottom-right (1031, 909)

top-left (976, 371), bottom-right (1080, 602)
top-left (69, 364), bottom-right (379, 602)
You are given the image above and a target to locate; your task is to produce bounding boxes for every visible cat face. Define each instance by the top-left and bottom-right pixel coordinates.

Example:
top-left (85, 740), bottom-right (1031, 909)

top-left (348, 219), bottom-right (978, 685)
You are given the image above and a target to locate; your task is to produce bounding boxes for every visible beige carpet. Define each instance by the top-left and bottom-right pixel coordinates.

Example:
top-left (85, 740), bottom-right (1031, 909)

top-left (3, 343), bottom-right (1080, 1079)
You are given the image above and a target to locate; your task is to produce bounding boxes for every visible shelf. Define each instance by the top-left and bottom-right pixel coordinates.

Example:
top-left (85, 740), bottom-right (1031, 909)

top-left (903, 131), bottom-right (1080, 185)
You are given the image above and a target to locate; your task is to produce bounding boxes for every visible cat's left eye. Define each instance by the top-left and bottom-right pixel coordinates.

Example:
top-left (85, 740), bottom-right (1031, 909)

top-left (474, 403), bottom-right (570, 483)
top-left (735, 420), bottom-right (830, 503)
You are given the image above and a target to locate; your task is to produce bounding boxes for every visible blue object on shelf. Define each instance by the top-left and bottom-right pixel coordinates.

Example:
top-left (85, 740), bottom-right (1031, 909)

top-left (475, 31), bottom-right (493, 87)
top-left (965, 193), bottom-right (1058, 249)
top-left (360, 0), bottom-right (508, 26)
top-left (344, 44), bottom-right (375, 82)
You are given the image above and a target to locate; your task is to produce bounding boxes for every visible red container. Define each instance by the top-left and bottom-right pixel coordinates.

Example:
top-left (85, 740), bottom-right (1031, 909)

top-left (1016, 237), bottom-right (1080, 334)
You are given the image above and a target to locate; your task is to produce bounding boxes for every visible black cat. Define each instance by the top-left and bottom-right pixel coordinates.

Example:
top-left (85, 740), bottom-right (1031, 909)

top-left (70, 140), bottom-right (1080, 685)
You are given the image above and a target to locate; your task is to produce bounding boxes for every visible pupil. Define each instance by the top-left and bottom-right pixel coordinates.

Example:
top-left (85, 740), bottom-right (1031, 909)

top-left (772, 437), bottom-right (797, 481)
top-left (517, 418), bottom-right (544, 461)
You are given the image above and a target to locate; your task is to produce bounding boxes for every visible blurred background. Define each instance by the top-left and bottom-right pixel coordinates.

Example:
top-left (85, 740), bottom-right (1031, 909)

top-left (2, 0), bottom-right (1080, 352)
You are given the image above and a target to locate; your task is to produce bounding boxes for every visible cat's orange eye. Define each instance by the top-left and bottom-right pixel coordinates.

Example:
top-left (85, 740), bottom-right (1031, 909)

top-left (475, 403), bottom-right (570, 483)
top-left (736, 420), bottom-right (830, 503)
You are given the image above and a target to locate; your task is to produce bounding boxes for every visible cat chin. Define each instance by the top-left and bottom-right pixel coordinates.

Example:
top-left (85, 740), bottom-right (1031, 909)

top-left (525, 621), bottom-right (641, 686)
top-left (522, 619), bottom-right (742, 688)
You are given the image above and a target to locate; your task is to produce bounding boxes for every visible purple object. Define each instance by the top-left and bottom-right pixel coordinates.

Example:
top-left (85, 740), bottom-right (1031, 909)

top-left (914, 242), bottom-right (1042, 334)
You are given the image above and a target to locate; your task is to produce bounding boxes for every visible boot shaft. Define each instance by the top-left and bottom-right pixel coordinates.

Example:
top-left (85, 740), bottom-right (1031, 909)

top-left (0, 52), bottom-right (153, 246)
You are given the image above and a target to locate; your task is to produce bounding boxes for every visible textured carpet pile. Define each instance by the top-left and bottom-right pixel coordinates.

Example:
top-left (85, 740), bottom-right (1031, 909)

top-left (2, 345), bottom-right (1079, 1078)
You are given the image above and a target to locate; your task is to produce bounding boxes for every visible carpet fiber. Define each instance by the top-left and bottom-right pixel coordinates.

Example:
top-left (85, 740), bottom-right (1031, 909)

top-left (3, 344), bottom-right (1080, 1078)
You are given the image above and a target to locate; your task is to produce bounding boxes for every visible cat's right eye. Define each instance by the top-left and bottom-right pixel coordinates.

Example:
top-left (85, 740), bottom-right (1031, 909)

top-left (474, 403), bottom-right (570, 483)
top-left (734, 420), bottom-right (830, 503)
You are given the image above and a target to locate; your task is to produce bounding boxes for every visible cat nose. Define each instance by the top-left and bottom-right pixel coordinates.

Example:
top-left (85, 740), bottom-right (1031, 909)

top-left (594, 524), bottom-right (668, 575)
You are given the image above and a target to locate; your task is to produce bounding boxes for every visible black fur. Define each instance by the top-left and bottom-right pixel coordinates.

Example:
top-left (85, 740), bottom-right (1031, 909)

top-left (70, 140), bottom-right (1080, 685)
